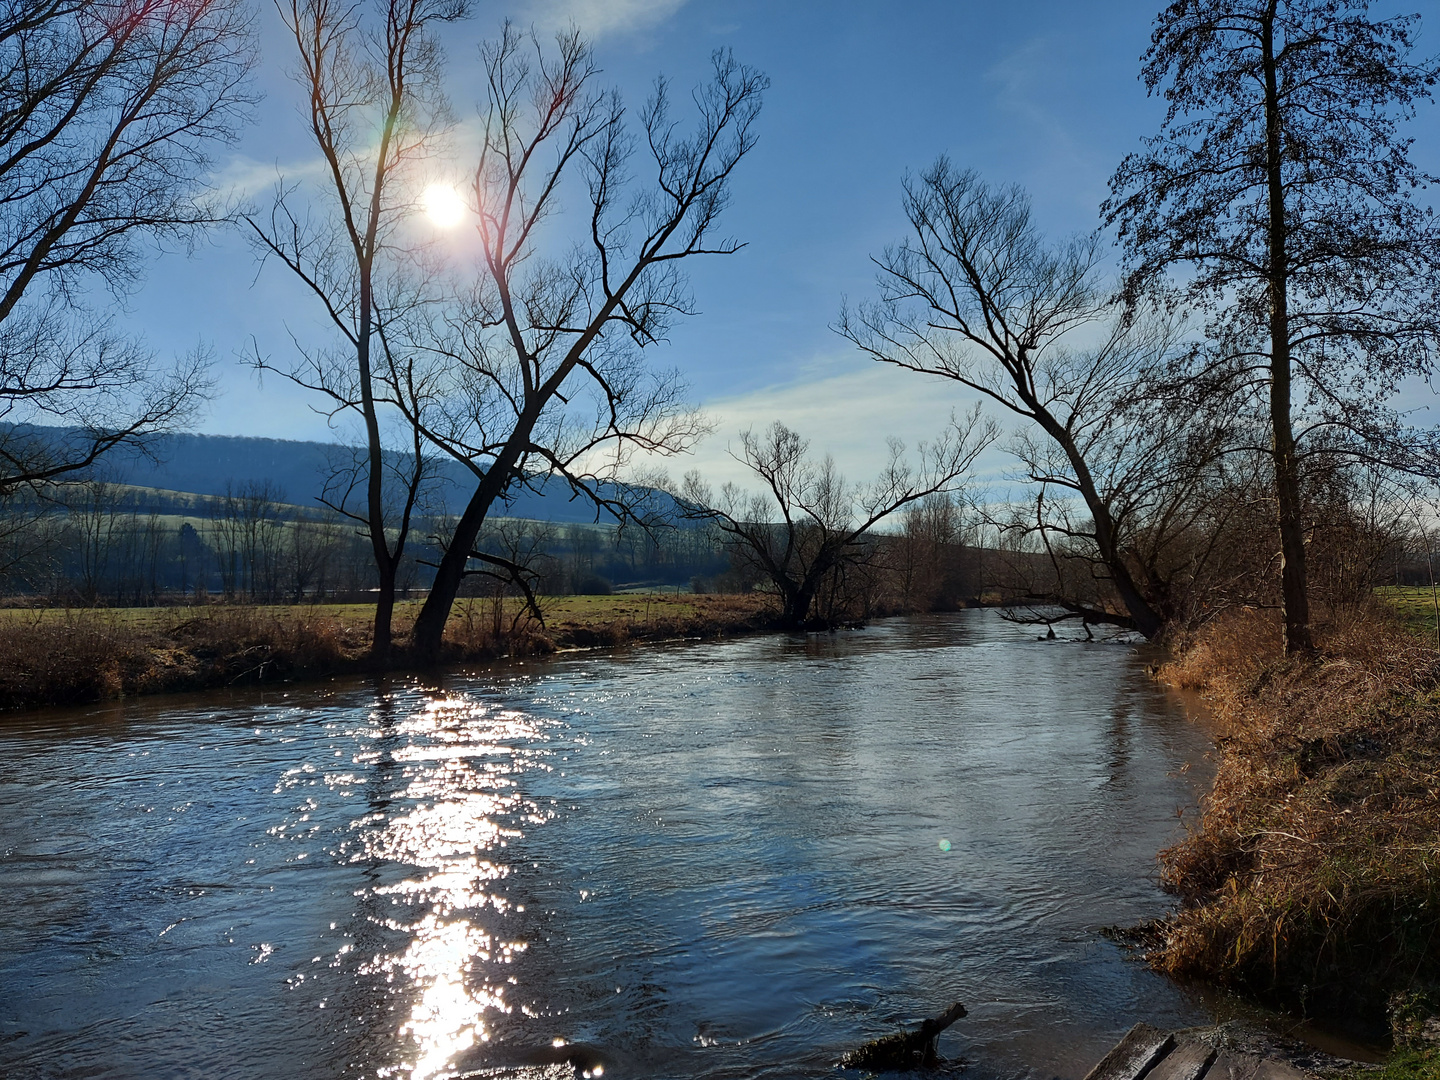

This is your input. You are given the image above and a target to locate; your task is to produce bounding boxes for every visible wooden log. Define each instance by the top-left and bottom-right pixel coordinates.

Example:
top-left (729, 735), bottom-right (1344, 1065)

top-left (1082, 1024), bottom-right (1175, 1080)
top-left (840, 1002), bottom-right (968, 1071)
top-left (1147, 1038), bottom-right (1216, 1080)
top-left (1203, 1050), bottom-right (1313, 1080)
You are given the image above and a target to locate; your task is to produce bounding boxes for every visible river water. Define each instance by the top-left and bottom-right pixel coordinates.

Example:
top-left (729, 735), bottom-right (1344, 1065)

top-left (0, 611), bottom-right (1224, 1080)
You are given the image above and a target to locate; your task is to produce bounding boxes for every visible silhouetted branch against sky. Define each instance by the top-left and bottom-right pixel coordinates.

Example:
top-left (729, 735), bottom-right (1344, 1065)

top-left (85, 2), bottom-right (1440, 488)
top-left (0, 0), bottom-right (255, 492)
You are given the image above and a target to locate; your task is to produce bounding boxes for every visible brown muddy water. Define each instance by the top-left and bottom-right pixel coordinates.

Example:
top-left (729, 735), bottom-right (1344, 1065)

top-left (0, 611), bottom-right (1258, 1080)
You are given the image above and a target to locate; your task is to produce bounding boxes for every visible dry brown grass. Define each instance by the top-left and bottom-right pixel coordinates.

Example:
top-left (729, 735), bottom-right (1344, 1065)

top-left (1153, 604), bottom-right (1440, 1020)
top-left (0, 607), bottom-right (362, 710)
top-left (0, 593), bottom-right (779, 711)
top-left (434, 592), bottom-right (777, 659)
top-left (0, 613), bottom-right (141, 708)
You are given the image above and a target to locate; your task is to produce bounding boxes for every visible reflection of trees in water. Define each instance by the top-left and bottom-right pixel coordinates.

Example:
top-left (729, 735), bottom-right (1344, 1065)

top-left (298, 685), bottom-right (409, 1075)
top-left (1105, 684), bottom-right (1136, 782)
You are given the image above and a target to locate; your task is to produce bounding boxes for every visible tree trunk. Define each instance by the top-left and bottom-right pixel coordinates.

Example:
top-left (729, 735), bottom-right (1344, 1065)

top-left (780, 582), bottom-right (815, 629)
top-left (1262, 3), bottom-right (1313, 655)
top-left (373, 559), bottom-right (395, 663)
top-left (411, 441), bottom-right (530, 662)
top-left (1032, 405), bottom-right (1165, 638)
top-left (357, 262), bottom-right (396, 666)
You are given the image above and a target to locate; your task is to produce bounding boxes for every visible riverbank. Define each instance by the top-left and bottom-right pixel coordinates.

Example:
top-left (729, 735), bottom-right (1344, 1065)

top-left (1151, 605), bottom-right (1440, 1034)
top-left (0, 593), bottom-right (777, 711)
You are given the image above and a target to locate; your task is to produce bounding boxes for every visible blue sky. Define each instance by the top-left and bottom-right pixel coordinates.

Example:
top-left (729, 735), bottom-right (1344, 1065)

top-left (120, 0), bottom-right (1440, 486)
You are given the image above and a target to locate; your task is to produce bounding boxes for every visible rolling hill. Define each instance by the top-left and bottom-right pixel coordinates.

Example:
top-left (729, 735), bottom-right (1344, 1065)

top-left (16, 428), bottom-right (650, 524)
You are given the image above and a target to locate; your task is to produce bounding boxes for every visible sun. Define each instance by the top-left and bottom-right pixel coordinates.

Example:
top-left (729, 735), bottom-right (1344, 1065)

top-left (421, 184), bottom-right (467, 228)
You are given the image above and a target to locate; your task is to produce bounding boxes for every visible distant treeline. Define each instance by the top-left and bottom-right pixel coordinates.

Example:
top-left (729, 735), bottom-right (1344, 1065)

top-left (0, 480), bottom-right (1011, 615)
top-left (0, 480), bottom-right (727, 605)
top-left (2, 475), bottom-right (1432, 621)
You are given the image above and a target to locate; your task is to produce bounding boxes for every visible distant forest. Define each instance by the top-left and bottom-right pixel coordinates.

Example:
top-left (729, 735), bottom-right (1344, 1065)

top-left (0, 430), bottom-right (735, 603)
top-left (0, 429), bottom-right (1051, 620)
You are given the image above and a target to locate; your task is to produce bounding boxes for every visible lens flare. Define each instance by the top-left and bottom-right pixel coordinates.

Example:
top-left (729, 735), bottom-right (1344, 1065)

top-left (422, 184), bottom-right (467, 228)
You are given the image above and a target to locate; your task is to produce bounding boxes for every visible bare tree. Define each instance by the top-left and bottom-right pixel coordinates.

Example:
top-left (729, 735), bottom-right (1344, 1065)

top-left (0, 490), bottom-right (65, 591)
top-left (893, 492), bottom-right (977, 612)
top-left (68, 477), bottom-right (121, 602)
top-left (676, 413), bottom-right (996, 628)
top-left (289, 511), bottom-right (340, 603)
top-left (840, 163), bottom-right (1223, 638)
top-left (402, 28), bottom-right (768, 661)
top-left (0, 0), bottom-right (254, 492)
top-left (1104, 0), bottom-right (1440, 654)
top-left (248, 0), bottom-right (467, 660)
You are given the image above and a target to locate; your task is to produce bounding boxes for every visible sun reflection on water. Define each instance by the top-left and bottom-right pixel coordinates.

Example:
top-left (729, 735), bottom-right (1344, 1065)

top-left (331, 693), bottom-right (548, 1079)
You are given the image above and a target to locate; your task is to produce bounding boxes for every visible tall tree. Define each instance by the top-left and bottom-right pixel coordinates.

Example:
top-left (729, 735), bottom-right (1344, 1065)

top-left (248, 0), bottom-right (467, 661)
top-left (404, 28), bottom-right (766, 662)
top-left (1105, 0), bottom-right (1440, 654)
top-left (0, 0), bottom-right (255, 493)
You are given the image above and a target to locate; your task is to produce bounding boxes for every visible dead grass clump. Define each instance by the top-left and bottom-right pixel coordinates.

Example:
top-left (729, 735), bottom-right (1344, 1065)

top-left (153, 607), bottom-right (361, 689)
top-left (438, 598), bottom-right (557, 661)
top-left (0, 613), bottom-right (143, 709)
top-left (439, 592), bottom-right (779, 658)
top-left (0, 606), bottom-right (371, 710)
top-left (1154, 603), bottom-right (1440, 1019)
top-left (0, 593), bottom-right (781, 711)
top-left (1160, 608), bottom-right (1285, 691)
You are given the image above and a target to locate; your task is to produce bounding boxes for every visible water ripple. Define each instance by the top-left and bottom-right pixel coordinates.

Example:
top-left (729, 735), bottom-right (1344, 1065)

top-left (0, 612), bottom-right (1221, 1080)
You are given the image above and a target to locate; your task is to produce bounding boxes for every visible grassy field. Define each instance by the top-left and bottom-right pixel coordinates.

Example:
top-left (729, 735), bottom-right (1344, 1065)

top-left (1376, 585), bottom-right (1440, 642)
top-left (0, 592), bottom-right (764, 631)
top-left (0, 592), bottom-right (778, 711)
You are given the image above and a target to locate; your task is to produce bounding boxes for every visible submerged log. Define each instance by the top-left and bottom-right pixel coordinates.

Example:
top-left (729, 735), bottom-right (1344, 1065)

top-left (840, 1002), bottom-right (968, 1072)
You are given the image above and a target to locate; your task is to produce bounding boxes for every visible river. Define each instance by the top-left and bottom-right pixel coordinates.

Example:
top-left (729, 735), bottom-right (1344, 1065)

top-left (1, 611), bottom-right (1224, 1080)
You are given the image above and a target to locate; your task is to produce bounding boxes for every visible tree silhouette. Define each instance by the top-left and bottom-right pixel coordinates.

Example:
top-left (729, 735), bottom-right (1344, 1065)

top-left (1105, 0), bottom-right (1440, 654)
top-left (0, 0), bottom-right (254, 493)
top-left (405, 29), bottom-right (767, 661)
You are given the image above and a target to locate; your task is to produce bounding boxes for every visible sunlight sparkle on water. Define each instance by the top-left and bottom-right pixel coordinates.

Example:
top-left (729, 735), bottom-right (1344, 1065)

top-left (349, 695), bottom-right (545, 1079)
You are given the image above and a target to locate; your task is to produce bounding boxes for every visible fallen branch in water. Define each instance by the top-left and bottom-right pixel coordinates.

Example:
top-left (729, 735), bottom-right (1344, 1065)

top-left (840, 1002), bottom-right (967, 1071)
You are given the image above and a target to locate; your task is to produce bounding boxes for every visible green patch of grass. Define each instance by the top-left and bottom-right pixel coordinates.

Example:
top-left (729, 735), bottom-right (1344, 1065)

top-left (1376, 587), bottom-right (1440, 643)
top-left (1350, 1048), bottom-right (1440, 1080)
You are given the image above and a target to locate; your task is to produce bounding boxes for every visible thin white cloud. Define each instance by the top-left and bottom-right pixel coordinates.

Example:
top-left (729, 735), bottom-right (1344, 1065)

top-left (208, 152), bottom-right (332, 205)
top-left (981, 35), bottom-right (1117, 225)
top-left (636, 358), bottom-right (1014, 492)
top-left (521, 0), bottom-right (688, 39)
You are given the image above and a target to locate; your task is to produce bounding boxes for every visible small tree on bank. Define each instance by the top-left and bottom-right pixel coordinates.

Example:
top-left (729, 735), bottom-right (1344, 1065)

top-left (1105, 0), bottom-right (1440, 654)
top-left (676, 413), bottom-right (996, 628)
top-left (840, 164), bottom-right (1226, 638)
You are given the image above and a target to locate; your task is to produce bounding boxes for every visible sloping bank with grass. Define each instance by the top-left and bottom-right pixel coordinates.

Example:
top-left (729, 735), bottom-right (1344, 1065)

top-left (0, 594), bottom-right (776, 712)
top-left (1151, 606), bottom-right (1439, 1036)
